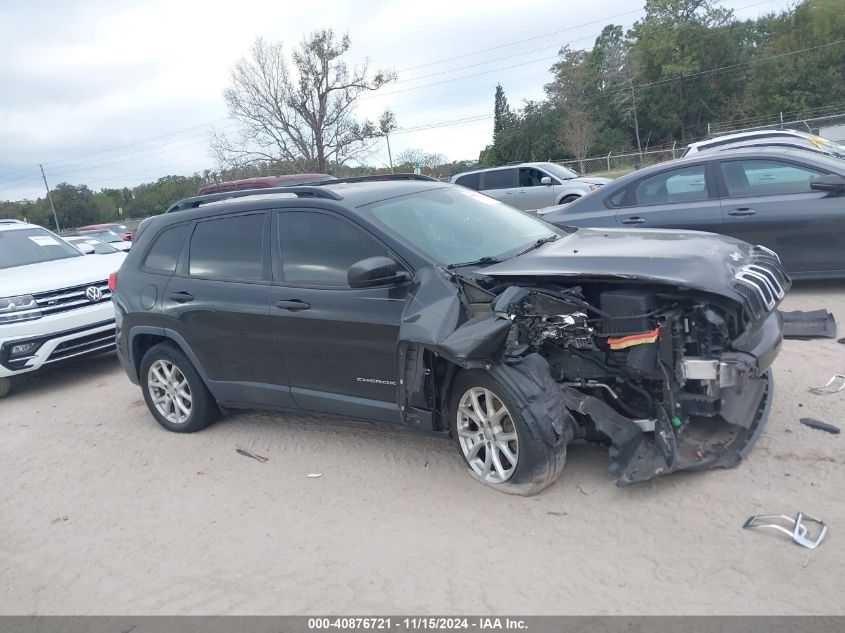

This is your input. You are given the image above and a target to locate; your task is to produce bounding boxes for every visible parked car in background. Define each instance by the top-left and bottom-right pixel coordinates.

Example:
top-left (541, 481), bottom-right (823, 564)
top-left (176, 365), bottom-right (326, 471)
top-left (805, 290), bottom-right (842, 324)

top-left (67, 229), bottom-right (132, 251)
top-left (113, 178), bottom-right (785, 495)
top-left (76, 222), bottom-right (134, 241)
top-left (683, 129), bottom-right (845, 161)
top-left (0, 220), bottom-right (125, 398)
top-left (65, 235), bottom-right (123, 256)
top-left (451, 162), bottom-right (611, 211)
top-left (197, 173), bottom-right (336, 196)
top-left (540, 147), bottom-right (845, 279)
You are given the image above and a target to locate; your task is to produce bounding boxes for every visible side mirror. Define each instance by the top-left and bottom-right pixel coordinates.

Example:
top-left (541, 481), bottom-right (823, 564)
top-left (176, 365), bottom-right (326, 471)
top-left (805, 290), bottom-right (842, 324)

top-left (348, 256), bottom-right (408, 289)
top-left (540, 176), bottom-right (553, 186)
top-left (810, 173), bottom-right (845, 193)
top-left (76, 242), bottom-right (96, 255)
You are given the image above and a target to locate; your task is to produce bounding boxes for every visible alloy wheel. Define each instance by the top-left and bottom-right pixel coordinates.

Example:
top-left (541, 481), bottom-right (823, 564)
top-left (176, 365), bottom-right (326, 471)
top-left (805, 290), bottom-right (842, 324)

top-left (456, 386), bottom-right (519, 483)
top-left (147, 359), bottom-right (192, 424)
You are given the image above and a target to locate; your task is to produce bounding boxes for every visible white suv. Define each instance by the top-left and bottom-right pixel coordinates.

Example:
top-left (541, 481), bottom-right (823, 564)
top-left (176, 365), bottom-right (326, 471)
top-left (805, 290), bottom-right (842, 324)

top-left (0, 220), bottom-right (126, 398)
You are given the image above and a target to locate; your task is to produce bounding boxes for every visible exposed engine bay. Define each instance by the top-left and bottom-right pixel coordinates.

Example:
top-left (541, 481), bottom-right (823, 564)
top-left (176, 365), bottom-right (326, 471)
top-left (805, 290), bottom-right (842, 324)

top-left (397, 255), bottom-right (787, 486)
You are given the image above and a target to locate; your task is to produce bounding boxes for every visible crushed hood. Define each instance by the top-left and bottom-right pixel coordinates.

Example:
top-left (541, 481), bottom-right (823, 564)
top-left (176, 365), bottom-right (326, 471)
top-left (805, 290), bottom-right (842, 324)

top-left (478, 227), bottom-right (754, 296)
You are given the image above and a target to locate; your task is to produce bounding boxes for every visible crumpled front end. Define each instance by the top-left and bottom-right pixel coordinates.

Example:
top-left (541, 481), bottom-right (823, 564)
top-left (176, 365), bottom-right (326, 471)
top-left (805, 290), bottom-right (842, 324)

top-left (397, 243), bottom-right (788, 486)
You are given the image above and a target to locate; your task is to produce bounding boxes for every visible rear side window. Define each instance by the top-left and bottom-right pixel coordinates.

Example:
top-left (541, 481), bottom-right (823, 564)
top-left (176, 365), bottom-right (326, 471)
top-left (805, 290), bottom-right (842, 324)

top-left (481, 168), bottom-right (516, 190)
top-left (632, 165), bottom-right (709, 206)
top-left (189, 213), bottom-right (265, 281)
top-left (455, 173), bottom-right (481, 190)
top-left (143, 224), bottom-right (188, 273)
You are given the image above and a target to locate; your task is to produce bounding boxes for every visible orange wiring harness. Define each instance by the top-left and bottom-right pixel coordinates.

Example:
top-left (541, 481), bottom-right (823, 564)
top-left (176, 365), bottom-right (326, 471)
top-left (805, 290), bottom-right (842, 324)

top-left (607, 327), bottom-right (660, 350)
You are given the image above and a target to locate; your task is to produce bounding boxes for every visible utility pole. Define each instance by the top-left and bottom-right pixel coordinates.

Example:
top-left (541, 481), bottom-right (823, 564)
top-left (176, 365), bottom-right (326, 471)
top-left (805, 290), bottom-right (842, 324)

top-left (38, 164), bottom-right (60, 232)
top-left (628, 68), bottom-right (643, 162)
top-left (385, 134), bottom-right (394, 173)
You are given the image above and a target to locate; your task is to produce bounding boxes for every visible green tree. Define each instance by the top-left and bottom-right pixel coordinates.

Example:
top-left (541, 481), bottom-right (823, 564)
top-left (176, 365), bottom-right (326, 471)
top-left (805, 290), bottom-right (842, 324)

top-left (746, 0), bottom-right (845, 114)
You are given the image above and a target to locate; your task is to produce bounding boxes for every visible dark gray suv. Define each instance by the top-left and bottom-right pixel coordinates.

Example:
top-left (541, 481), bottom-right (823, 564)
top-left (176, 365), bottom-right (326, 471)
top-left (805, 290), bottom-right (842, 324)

top-left (112, 177), bottom-right (787, 495)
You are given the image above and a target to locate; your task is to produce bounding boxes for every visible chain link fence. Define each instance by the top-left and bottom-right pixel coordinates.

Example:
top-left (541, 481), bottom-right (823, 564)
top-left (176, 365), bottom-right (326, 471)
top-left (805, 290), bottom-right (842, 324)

top-left (707, 104), bottom-right (845, 140)
top-left (550, 145), bottom-right (683, 178)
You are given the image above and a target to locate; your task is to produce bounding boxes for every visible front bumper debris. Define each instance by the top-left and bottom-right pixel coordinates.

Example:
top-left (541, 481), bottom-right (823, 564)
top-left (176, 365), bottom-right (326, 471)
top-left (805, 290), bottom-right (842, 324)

top-left (562, 371), bottom-right (773, 486)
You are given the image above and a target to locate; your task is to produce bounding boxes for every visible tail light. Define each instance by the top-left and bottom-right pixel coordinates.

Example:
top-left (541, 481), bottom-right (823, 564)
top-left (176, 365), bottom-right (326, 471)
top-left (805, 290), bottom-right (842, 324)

top-left (108, 272), bottom-right (117, 292)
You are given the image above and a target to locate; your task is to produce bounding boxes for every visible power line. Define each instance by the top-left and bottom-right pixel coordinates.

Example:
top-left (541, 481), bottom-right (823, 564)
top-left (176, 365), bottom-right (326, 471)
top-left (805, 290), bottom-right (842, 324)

top-left (394, 8), bottom-right (646, 74)
top-left (41, 117), bottom-right (230, 168)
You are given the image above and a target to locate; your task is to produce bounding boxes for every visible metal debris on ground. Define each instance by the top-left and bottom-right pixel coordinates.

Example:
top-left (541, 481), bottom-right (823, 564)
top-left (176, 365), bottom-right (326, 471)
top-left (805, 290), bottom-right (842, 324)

top-left (743, 513), bottom-right (827, 549)
top-left (235, 448), bottom-right (269, 463)
top-left (779, 309), bottom-right (837, 339)
top-left (808, 374), bottom-right (845, 395)
top-left (306, 473), bottom-right (322, 478)
top-left (799, 418), bottom-right (841, 434)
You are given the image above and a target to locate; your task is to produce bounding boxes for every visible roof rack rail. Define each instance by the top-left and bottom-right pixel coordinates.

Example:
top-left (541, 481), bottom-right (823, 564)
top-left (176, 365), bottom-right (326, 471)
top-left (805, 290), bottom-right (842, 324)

top-left (302, 173), bottom-right (437, 185)
top-left (0, 218), bottom-right (25, 224)
top-left (166, 186), bottom-right (344, 213)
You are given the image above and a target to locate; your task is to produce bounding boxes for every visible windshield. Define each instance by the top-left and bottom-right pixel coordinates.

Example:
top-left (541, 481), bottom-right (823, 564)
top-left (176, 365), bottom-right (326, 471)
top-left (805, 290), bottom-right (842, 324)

top-left (69, 237), bottom-right (118, 254)
top-left (364, 187), bottom-right (560, 266)
top-left (539, 162), bottom-right (579, 180)
top-left (0, 228), bottom-right (83, 269)
top-left (85, 230), bottom-right (123, 243)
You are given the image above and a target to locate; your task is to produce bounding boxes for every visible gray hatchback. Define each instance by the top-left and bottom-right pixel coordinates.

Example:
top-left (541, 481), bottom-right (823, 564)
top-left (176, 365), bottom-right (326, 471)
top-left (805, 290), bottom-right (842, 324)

top-left (541, 147), bottom-right (845, 279)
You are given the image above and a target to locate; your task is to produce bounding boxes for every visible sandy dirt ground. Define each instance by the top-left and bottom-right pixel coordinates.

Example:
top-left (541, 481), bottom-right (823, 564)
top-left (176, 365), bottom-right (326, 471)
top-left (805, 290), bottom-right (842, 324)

top-left (1, 281), bottom-right (843, 615)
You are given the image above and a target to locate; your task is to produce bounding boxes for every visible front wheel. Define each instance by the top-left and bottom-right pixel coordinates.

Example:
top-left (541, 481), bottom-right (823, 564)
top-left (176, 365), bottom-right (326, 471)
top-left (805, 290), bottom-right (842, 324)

top-left (558, 194), bottom-right (580, 205)
top-left (140, 342), bottom-right (219, 433)
top-left (0, 377), bottom-right (11, 399)
top-left (449, 370), bottom-right (567, 496)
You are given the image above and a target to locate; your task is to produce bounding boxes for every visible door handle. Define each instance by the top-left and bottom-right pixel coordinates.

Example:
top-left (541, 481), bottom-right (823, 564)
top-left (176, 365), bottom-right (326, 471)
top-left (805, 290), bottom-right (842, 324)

top-left (275, 299), bottom-right (311, 311)
top-left (621, 216), bottom-right (646, 224)
top-left (506, 190), bottom-right (516, 195)
top-left (168, 291), bottom-right (194, 303)
top-left (728, 208), bottom-right (757, 216)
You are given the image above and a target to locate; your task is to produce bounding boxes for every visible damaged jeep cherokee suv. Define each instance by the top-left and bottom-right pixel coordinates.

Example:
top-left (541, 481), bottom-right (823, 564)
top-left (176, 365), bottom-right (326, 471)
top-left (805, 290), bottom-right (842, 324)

top-left (113, 179), bottom-right (788, 495)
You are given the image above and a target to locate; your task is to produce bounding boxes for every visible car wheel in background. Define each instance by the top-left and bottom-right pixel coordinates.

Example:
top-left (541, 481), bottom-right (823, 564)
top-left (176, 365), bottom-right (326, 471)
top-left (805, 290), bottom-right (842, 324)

top-left (449, 369), bottom-right (567, 496)
top-left (140, 342), bottom-right (219, 433)
top-left (559, 195), bottom-right (580, 204)
top-left (0, 377), bottom-right (11, 399)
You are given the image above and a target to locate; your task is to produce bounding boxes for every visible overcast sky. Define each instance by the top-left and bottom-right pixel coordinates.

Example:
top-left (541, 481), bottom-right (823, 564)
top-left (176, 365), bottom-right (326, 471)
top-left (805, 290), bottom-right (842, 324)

top-left (0, 0), bottom-right (792, 201)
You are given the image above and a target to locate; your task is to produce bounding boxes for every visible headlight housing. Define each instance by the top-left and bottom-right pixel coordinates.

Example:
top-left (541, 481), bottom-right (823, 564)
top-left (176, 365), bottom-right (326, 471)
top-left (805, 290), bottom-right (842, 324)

top-left (0, 295), bottom-right (42, 324)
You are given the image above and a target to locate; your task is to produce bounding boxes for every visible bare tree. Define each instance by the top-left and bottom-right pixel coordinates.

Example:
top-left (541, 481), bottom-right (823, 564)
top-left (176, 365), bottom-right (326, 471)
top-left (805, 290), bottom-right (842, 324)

top-left (558, 108), bottom-right (596, 174)
top-left (213, 31), bottom-right (395, 173)
top-left (394, 148), bottom-right (447, 173)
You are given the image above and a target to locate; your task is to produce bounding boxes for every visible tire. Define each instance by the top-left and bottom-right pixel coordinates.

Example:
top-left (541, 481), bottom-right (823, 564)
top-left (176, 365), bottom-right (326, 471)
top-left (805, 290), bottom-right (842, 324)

top-left (449, 369), bottom-right (567, 496)
top-left (140, 342), bottom-right (219, 433)
top-left (559, 194), bottom-right (580, 205)
top-left (0, 377), bottom-right (11, 399)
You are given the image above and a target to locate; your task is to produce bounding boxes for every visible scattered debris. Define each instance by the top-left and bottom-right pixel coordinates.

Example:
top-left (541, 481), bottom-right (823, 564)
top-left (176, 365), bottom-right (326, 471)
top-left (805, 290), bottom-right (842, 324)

top-left (743, 513), bottom-right (827, 549)
top-left (780, 309), bottom-right (837, 339)
top-left (808, 374), bottom-right (845, 395)
top-left (50, 516), bottom-right (69, 524)
top-left (800, 418), bottom-right (841, 434)
top-left (235, 448), bottom-right (268, 463)
top-left (576, 484), bottom-right (594, 496)
top-left (306, 473), bottom-right (322, 478)
top-left (547, 511), bottom-right (567, 517)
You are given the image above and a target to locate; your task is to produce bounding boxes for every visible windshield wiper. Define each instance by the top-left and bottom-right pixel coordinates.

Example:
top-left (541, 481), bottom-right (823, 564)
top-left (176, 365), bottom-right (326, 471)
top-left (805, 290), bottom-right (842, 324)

top-left (516, 234), bottom-right (560, 256)
top-left (447, 256), bottom-right (502, 269)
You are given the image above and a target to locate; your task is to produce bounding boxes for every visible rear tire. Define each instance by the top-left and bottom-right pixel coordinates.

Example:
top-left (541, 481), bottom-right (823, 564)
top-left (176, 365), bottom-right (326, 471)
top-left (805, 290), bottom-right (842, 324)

top-left (140, 342), bottom-right (219, 433)
top-left (449, 369), bottom-right (567, 496)
top-left (0, 377), bottom-right (11, 399)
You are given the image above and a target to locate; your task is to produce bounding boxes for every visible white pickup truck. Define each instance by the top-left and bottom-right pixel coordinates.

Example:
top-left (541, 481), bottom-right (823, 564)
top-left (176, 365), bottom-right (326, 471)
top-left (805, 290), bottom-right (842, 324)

top-left (0, 219), bottom-right (125, 398)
